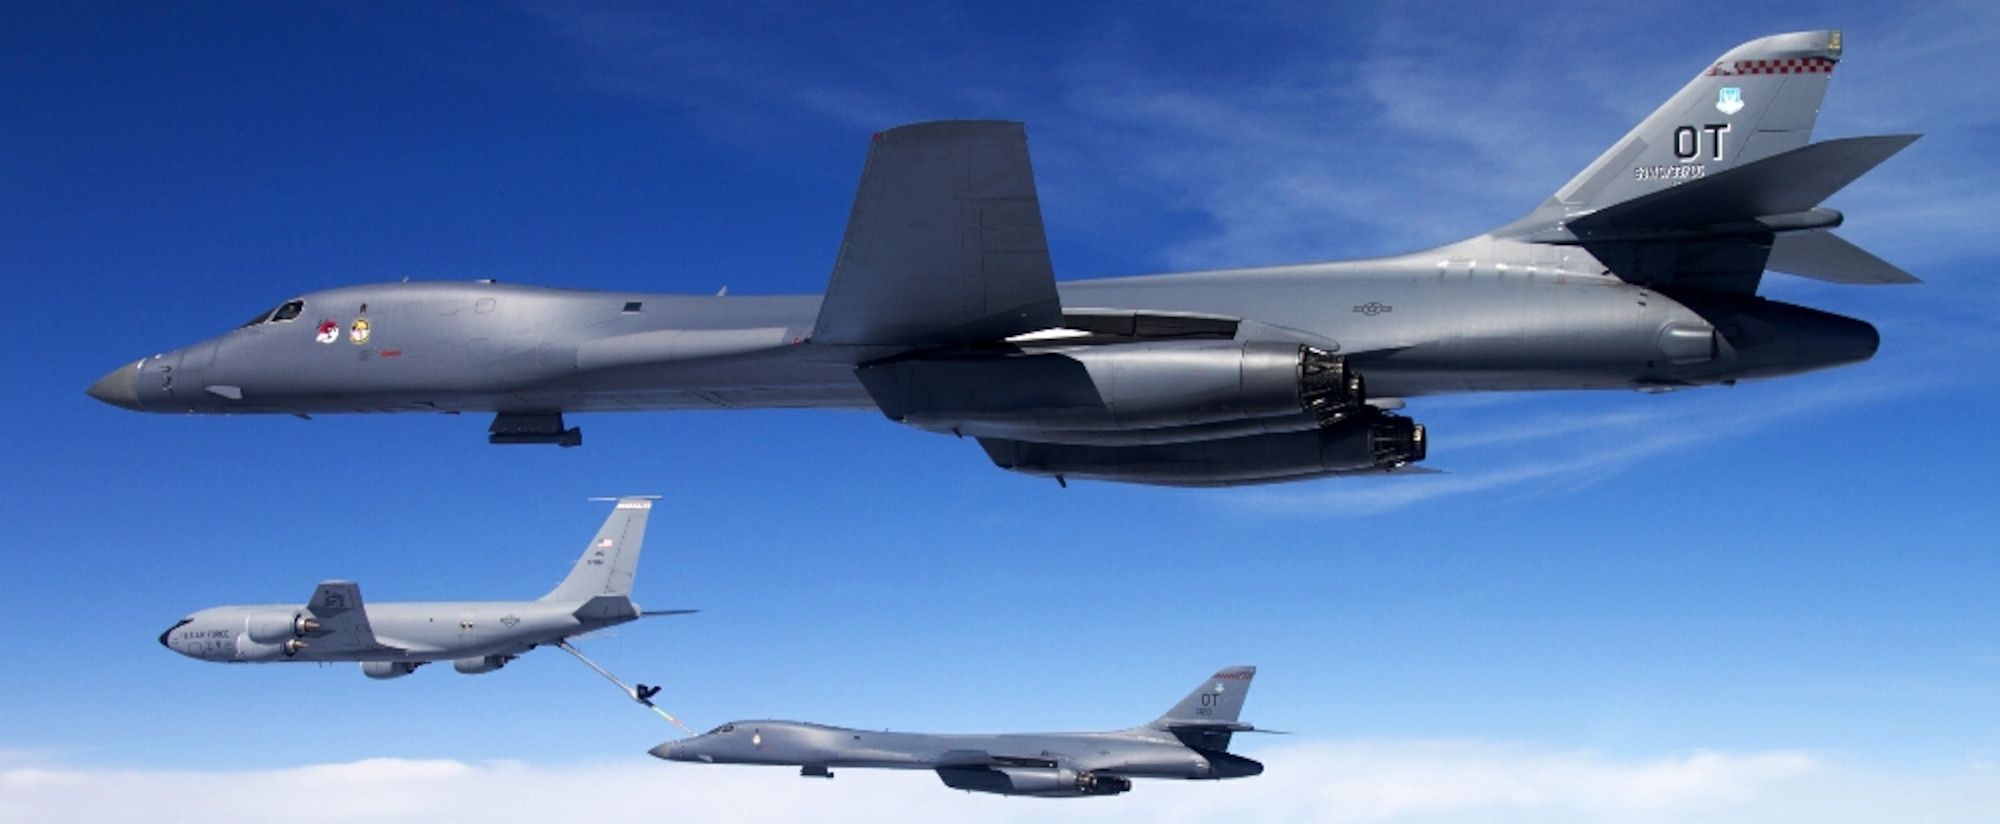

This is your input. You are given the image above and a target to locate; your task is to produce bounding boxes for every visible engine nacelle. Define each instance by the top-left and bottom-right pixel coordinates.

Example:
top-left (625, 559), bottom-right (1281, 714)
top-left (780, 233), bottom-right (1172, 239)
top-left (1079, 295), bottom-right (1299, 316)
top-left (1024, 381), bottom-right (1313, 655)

top-left (452, 655), bottom-right (514, 675)
top-left (233, 635), bottom-right (306, 661)
top-left (859, 342), bottom-right (1364, 437)
top-left (361, 661), bottom-right (424, 680)
top-left (935, 766), bottom-right (1131, 797)
top-left (244, 611), bottom-right (318, 644)
top-left (981, 410), bottom-right (1426, 487)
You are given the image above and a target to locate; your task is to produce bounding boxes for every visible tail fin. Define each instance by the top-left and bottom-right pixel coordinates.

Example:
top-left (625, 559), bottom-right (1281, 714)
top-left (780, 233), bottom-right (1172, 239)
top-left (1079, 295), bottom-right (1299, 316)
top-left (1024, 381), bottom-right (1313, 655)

top-left (1499, 31), bottom-right (1919, 292)
top-left (1150, 666), bottom-right (1256, 729)
top-left (540, 497), bottom-right (655, 603)
top-left (1528, 30), bottom-right (1844, 222)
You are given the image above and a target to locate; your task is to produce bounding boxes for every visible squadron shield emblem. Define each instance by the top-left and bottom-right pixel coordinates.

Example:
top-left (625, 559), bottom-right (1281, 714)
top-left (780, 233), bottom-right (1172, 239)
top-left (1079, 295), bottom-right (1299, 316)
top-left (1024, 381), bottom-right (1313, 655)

top-left (1716, 86), bottom-right (1744, 115)
top-left (348, 318), bottom-right (371, 345)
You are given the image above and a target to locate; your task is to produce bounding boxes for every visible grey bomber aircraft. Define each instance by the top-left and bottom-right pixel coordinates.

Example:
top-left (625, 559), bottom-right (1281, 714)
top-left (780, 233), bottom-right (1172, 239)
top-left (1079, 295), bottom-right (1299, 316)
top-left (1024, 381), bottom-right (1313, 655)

top-left (89, 31), bottom-right (1916, 486)
top-left (160, 496), bottom-right (691, 685)
top-left (651, 666), bottom-right (1266, 797)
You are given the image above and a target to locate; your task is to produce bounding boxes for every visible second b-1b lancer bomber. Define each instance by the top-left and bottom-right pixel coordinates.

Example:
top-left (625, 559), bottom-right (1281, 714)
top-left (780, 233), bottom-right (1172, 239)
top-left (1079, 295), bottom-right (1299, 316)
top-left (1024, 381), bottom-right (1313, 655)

top-left (90, 31), bottom-right (1916, 486)
top-left (651, 666), bottom-right (1268, 797)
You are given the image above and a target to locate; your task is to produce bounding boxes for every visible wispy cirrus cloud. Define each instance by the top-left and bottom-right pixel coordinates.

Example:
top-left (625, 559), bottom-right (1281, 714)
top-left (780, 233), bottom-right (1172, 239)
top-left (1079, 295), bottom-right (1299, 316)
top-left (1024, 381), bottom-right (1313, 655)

top-left (524, 4), bottom-right (1996, 273)
top-left (1213, 402), bottom-right (1711, 519)
top-left (1217, 344), bottom-right (1974, 518)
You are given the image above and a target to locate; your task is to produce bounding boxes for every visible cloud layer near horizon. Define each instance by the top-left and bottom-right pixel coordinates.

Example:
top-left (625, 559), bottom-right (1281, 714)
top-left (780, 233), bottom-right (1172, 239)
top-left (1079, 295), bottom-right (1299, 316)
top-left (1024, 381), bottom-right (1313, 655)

top-left (6, 740), bottom-right (1995, 824)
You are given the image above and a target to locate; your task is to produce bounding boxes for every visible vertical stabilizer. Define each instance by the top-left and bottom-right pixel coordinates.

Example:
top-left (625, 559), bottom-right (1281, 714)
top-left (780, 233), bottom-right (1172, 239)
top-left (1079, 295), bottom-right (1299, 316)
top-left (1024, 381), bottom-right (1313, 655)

top-left (1150, 666), bottom-right (1257, 729)
top-left (541, 497), bottom-right (655, 602)
top-left (1494, 31), bottom-right (1917, 292)
top-left (1516, 30), bottom-right (1843, 226)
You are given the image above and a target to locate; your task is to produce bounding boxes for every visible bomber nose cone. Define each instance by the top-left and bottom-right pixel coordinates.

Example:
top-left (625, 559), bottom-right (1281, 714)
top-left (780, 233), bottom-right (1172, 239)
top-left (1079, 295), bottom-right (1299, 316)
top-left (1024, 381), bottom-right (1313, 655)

top-left (649, 740), bottom-right (709, 762)
top-left (87, 361), bottom-right (143, 410)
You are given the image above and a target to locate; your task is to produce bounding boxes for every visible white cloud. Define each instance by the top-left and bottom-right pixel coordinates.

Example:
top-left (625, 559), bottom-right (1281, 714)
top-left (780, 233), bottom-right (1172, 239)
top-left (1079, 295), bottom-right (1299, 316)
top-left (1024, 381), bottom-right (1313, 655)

top-left (1056, 9), bottom-right (1999, 272)
top-left (1226, 428), bottom-right (1701, 518)
top-left (4, 741), bottom-right (1996, 824)
top-left (1042, 9), bottom-right (1701, 270)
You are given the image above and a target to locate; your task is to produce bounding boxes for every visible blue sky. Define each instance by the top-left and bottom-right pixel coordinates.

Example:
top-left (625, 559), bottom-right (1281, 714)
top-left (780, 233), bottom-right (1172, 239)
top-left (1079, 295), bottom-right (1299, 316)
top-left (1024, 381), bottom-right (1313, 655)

top-left (3, 2), bottom-right (1996, 821)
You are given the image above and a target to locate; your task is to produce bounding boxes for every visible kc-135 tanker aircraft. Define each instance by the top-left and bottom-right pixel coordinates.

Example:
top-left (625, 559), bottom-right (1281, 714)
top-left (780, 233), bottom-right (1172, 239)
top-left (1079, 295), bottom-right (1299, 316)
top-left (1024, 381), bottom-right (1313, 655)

top-left (652, 666), bottom-right (1267, 797)
top-left (160, 497), bottom-right (692, 684)
top-left (90, 31), bottom-right (1916, 486)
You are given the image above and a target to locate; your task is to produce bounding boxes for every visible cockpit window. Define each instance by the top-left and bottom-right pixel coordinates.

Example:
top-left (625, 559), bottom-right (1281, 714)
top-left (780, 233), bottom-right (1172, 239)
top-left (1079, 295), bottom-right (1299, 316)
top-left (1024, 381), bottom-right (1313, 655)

top-left (239, 299), bottom-right (307, 329)
top-left (158, 617), bottom-right (194, 647)
top-left (708, 724), bottom-right (735, 735)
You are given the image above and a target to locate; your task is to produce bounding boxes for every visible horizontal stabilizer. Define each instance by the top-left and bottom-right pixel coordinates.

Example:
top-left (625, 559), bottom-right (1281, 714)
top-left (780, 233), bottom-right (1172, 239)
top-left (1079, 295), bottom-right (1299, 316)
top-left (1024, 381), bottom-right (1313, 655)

top-left (813, 121), bottom-right (1063, 346)
top-left (1164, 721), bottom-right (1259, 733)
top-left (1768, 231), bottom-right (1921, 284)
top-left (1571, 134), bottom-right (1919, 234)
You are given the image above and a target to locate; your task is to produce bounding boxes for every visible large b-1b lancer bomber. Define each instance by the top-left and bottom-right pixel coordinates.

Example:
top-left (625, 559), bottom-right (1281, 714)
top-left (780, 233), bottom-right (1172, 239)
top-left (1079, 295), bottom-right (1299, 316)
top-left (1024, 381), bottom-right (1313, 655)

top-left (90, 31), bottom-right (1917, 486)
top-left (160, 497), bottom-right (692, 685)
top-left (651, 666), bottom-right (1267, 797)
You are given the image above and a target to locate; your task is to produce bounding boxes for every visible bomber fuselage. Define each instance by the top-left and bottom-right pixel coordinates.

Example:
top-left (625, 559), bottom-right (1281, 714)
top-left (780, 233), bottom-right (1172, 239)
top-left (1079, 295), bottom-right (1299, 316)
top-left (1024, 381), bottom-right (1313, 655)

top-left (654, 720), bottom-right (1223, 779)
top-left (89, 238), bottom-right (1878, 419)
